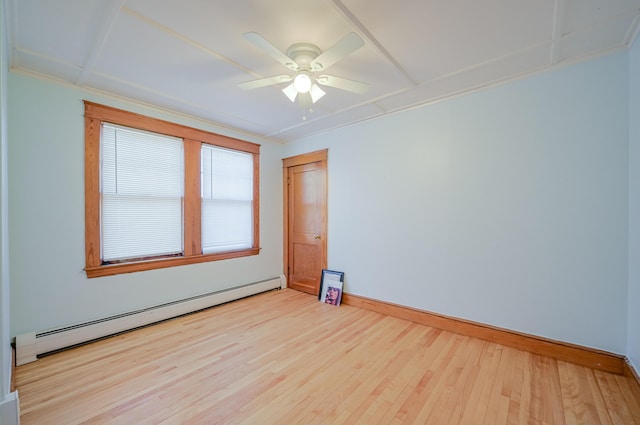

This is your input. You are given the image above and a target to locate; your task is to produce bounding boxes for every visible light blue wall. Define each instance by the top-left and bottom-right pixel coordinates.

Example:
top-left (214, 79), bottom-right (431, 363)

top-left (8, 73), bottom-right (284, 336)
top-left (6, 38), bottom-right (636, 359)
top-left (629, 36), bottom-right (640, 371)
top-left (1, 4), bottom-right (21, 422)
top-left (0, 0), bottom-right (12, 399)
top-left (285, 52), bottom-right (630, 353)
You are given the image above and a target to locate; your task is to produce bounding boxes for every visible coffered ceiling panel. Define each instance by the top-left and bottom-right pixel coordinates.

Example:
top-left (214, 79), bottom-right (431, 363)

top-left (7, 0), bottom-right (640, 143)
top-left (341, 0), bottom-right (556, 82)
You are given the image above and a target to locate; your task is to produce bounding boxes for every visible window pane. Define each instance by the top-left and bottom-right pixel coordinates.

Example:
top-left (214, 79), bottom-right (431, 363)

top-left (201, 145), bottom-right (253, 253)
top-left (101, 124), bottom-right (184, 262)
top-left (102, 195), bottom-right (183, 260)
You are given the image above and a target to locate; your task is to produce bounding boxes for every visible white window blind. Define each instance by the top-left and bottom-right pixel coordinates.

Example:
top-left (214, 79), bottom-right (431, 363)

top-left (201, 145), bottom-right (253, 254)
top-left (101, 123), bottom-right (184, 262)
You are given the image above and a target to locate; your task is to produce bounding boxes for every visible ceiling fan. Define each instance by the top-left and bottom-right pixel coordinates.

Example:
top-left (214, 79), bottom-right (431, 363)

top-left (238, 32), bottom-right (369, 105)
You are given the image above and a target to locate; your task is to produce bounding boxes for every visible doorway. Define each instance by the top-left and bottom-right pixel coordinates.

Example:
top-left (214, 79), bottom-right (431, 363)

top-left (282, 150), bottom-right (327, 295)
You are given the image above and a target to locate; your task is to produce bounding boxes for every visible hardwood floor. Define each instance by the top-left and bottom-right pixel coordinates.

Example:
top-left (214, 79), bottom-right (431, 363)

top-left (15, 289), bottom-right (640, 424)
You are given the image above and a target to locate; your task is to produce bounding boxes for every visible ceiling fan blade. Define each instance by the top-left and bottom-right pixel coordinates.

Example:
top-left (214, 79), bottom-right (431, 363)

top-left (316, 75), bottom-right (369, 94)
top-left (238, 75), bottom-right (292, 90)
top-left (310, 32), bottom-right (364, 72)
top-left (243, 32), bottom-right (298, 71)
top-left (282, 82), bottom-right (298, 102)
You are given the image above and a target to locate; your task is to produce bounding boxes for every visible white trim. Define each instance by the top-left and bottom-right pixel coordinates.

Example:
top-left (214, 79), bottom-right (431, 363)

top-left (15, 278), bottom-right (281, 366)
top-left (14, 333), bottom-right (35, 366)
top-left (0, 391), bottom-right (20, 425)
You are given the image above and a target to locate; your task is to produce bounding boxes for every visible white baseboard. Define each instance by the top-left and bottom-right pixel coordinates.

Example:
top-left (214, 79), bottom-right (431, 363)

top-left (0, 391), bottom-right (20, 425)
top-left (16, 276), bottom-right (286, 366)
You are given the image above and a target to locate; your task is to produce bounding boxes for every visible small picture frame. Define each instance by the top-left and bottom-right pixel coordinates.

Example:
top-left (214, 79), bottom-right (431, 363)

top-left (318, 269), bottom-right (344, 306)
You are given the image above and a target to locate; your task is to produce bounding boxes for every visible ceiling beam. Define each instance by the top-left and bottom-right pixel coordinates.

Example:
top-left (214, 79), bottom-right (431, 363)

top-left (549, 0), bottom-right (567, 65)
top-left (76, 0), bottom-right (125, 86)
top-left (328, 0), bottom-right (417, 87)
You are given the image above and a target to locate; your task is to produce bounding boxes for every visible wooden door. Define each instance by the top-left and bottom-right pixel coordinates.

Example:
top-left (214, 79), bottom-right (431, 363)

top-left (283, 150), bottom-right (327, 295)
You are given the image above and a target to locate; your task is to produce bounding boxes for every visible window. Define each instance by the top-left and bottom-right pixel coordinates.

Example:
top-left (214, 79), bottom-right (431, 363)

top-left (84, 101), bottom-right (260, 278)
top-left (201, 145), bottom-right (253, 254)
top-left (101, 124), bottom-right (184, 262)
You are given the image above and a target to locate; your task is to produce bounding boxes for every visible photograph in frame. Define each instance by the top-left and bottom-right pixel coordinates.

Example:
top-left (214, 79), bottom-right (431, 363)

top-left (318, 269), bottom-right (344, 306)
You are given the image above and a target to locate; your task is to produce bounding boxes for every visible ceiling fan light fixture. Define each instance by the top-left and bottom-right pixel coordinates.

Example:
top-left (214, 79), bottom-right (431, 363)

top-left (310, 84), bottom-right (326, 103)
top-left (293, 72), bottom-right (312, 93)
top-left (282, 82), bottom-right (298, 102)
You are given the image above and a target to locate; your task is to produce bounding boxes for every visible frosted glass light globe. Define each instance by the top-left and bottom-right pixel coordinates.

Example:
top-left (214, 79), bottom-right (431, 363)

top-left (293, 73), bottom-right (312, 93)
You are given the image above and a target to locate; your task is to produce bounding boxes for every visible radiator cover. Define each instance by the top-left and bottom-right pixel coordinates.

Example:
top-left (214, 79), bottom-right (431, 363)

top-left (15, 276), bottom-right (285, 366)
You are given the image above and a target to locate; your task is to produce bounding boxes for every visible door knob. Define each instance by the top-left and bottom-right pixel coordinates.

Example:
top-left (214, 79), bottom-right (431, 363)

top-left (314, 235), bottom-right (321, 239)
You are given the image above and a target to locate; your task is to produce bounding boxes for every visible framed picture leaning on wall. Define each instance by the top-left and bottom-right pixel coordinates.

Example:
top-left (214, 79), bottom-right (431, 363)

top-left (319, 269), bottom-right (344, 306)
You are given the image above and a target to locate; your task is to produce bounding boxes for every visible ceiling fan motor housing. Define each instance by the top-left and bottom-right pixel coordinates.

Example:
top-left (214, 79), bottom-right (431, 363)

top-left (286, 43), bottom-right (322, 70)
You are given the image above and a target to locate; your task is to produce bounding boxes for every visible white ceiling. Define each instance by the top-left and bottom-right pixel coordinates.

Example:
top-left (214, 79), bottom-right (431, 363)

top-left (6, 0), bottom-right (640, 143)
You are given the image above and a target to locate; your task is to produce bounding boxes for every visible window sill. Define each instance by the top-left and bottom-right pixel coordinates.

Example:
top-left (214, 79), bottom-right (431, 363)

top-left (85, 248), bottom-right (260, 278)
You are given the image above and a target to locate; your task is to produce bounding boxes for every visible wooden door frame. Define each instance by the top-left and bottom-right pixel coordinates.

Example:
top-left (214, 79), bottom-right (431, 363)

top-left (282, 149), bottom-right (328, 291)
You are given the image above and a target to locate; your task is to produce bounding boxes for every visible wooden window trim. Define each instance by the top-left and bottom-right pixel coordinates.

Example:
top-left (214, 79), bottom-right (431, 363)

top-left (84, 101), bottom-right (260, 278)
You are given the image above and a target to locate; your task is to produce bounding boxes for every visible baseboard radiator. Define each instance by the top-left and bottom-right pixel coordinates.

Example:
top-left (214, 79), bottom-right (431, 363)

top-left (15, 275), bottom-right (286, 366)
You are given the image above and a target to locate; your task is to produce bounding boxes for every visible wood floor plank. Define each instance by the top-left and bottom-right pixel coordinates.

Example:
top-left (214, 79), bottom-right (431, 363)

top-left (14, 289), bottom-right (640, 425)
top-left (558, 361), bottom-right (581, 425)
top-left (371, 328), bottom-right (445, 425)
top-left (594, 369), bottom-right (638, 425)
top-left (615, 373), bottom-right (640, 422)
top-left (387, 331), bottom-right (458, 423)
top-left (568, 362), bottom-right (613, 424)
top-left (397, 333), bottom-right (466, 424)
top-left (505, 349), bottom-right (526, 425)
